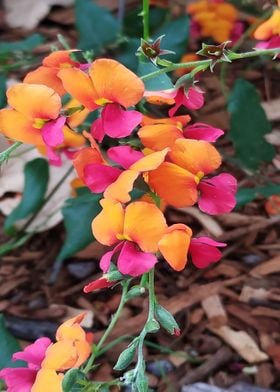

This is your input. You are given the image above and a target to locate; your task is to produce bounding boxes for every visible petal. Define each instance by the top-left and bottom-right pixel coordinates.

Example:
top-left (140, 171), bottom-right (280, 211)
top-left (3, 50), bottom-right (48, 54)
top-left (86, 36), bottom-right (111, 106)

top-left (102, 104), bottom-right (142, 138)
top-left (169, 138), bottom-right (221, 175)
top-left (56, 313), bottom-right (87, 342)
top-left (189, 237), bottom-right (226, 269)
top-left (169, 87), bottom-right (204, 116)
top-left (130, 148), bottom-right (169, 172)
top-left (58, 68), bottom-right (98, 110)
top-left (31, 369), bottom-right (62, 392)
top-left (158, 224), bottom-right (192, 271)
top-left (13, 338), bottom-right (52, 369)
top-left (103, 169), bottom-right (139, 203)
top-left (117, 241), bottom-right (157, 276)
top-left (148, 162), bottom-right (198, 207)
top-left (83, 163), bottom-right (122, 193)
top-left (141, 114), bottom-right (190, 126)
top-left (0, 368), bottom-right (37, 392)
top-left (41, 117), bottom-right (66, 147)
top-left (92, 202), bottom-right (124, 246)
top-left (24, 66), bottom-right (66, 96)
top-left (89, 59), bottom-right (144, 107)
top-left (72, 340), bottom-right (91, 367)
top-left (198, 173), bottom-right (237, 215)
top-left (0, 109), bottom-right (43, 145)
top-left (42, 50), bottom-right (80, 68)
top-left (107, 146), bottom-right (144, 169)
top-left (90, 118), bottom-right (105, 143)
top-left (138, 124), bottom-right (183, 150)
top-left (72, 147), bottom-right (104, 182)
top-left (7, 83), bottom-right (61, 120)
top-left (100, 243), bottom-right (124, 272)
top-left (42, 341), bottom-right (78, 370)
top-left (65, 98), bottom-right (90, 128)
top-left (62, 126), bottom-right (85, 148)
top-left (45, 146), bottom-right (62, 166)
top-left (183, 122), bottom-right (224, 142)
top-left (124, 201), bottom-right (167, 253)
top-left (84, 276), bottom-right (114, 293)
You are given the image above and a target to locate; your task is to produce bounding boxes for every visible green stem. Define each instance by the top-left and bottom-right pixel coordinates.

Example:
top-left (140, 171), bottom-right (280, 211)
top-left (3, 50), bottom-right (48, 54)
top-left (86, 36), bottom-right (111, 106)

top-left (141, 48), bottom-right (280, 81)
top-left (83, 280), bottom-right (130, 374)
top-left (0, 142), bottom-right (22, 164)
top-left (142, 0), bottom-right (150, 40)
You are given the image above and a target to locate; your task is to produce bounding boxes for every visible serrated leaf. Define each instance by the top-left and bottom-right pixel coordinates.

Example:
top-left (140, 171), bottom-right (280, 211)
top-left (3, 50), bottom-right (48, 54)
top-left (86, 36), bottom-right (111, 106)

top-left (236, 184), bottom-right (280, 207)
top-left (56, 191), bottom-right (102, 262)
top-left (62, 368), bottom-right (86, 392)
top-left (228, 79), bottom-right (275, 170)
top-left (137, 60), bottom-right (174, 91)
top-left (4, 158), bottom-right (49, 235)
top-left (75, 0), bottom-right (120, 52)
top-left (152, 16), bottom-right (189, 62)
top-left (114, 340), bottom-right (139, 371)
top-left (0, 314), bottom-right (25, 370)
top-left (0, 34), bottom-right (44, 54)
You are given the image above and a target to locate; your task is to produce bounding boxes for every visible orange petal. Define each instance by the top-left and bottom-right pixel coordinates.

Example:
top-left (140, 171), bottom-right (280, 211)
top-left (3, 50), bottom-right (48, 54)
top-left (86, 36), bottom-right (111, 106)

top-left (138, 124), bottom-right (183, 150)
top-left (158, 224), bottom-right (192, 271)
top-left (73, 340), bottom-right (92, 368)
top-left (62, 126), bottom-right (85, 148)
top-left (92, 201), bottom-right (124, 246)
top-left (141, 114), bottom-right (191, 126)
top-left (65, 98), bottom-right (90, 128)
top-left (0, 109), bottom-right (43, 145)
top-left (89, 59), bottom-right (144, 108)
top-left (148, 162), bottom-right (198, 208)
top-left (31, 369), bottom-right (62, 392)
top-left (73, 147), bottom-right (104, 182)
top-left (169, 138), bottom-right (221, 175)
top-left (124, 201), bottom-right (167, 253)
top-left (104, 169), bottom-right (139, 203)
top-left (43, 50), bottom-right (79, 68)
top-left (58, 68), bottom-right (99, 110)
top-left (130, 148), bottom-right (169, 171)
top-left (254, 9), bottom-right (280, 40)
top-left (7, 83), bottom-right (61, 120)
top-left (42, 341), bottom-right (78, 370)
top-left (56, 313), bottom-right (87, 342)
top-left (24, 67), bottom-right (66, 96)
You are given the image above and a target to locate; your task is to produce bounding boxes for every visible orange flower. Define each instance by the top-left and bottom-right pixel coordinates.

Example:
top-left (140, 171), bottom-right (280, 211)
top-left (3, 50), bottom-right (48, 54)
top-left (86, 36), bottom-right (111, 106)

top-left (138, 123), bottom-right (184, 150)
top-left (24, 50), bottom-right (81, 96)
top-left (254, 9), bottom-right (280, 40)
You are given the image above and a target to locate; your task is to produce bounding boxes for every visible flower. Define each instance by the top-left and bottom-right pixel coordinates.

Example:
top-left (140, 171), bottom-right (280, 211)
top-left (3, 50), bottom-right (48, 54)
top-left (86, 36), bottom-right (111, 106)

top-left (189, 237), bottom-right (227, 268)
top-left (58, 59), bottom-right (144, 140)
top-left (254, 8), bottom-right (280, 53)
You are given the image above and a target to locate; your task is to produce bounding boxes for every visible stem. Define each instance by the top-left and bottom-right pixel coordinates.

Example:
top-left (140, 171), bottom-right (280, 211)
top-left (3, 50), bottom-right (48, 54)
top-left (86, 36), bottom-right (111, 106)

top-left (141, 48), bottom-right (280, 81)
top-left (0, 142), bottom-right (22, 164)
top-left (142, 0), bottom-right (150, 40)
top-left (83, 280), bottom-right (130, 374)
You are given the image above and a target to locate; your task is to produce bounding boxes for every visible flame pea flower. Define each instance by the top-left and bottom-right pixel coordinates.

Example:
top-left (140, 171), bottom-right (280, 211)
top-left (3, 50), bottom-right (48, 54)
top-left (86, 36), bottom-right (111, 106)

top-left (138, 121), bottom-right (224, 151)
top-left (24, 50), bottom-right (83, 96)
top-left (58, 59), bottom-right (144, 140)
top-left (189, 237), bottom-right (227, 268)
top-left (254, 8), bottom-right (280, 51)
top-left (149, 138), bottom-right (237, 214)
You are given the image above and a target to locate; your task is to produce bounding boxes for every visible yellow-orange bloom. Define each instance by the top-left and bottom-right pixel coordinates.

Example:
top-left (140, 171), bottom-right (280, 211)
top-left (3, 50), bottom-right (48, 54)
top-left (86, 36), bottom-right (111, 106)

top-left (254, 9), bottom-right (280, 40)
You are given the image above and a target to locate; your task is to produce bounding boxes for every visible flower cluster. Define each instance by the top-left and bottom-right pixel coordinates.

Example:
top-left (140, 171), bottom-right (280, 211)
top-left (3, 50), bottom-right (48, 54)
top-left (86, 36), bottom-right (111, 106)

top-left (0, 50), bottom-right (237, 285)
top-left (0, 313), bottom-right (91, 392)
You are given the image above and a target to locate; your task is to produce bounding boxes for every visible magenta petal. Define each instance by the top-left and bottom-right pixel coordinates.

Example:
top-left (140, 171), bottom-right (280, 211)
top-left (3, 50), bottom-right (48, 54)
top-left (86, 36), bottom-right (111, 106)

top-left (41, 116), bottom-right (66, 147)
top-left (198, 173), bottom-right (237, 215)
top-left (100, 242), bottom-right (124, 273)
top-left (184, 87), bottom-right (204, 110)
top-left (13, 337), bottom-right (51, 369)
top-left (183, 122), bottom-right (224, 142)
top-left (0, 368), bottom-right (37, 392)
top-left (90, 118), bottom-right (105, 143)
top-left (83, 163), bottom-right (122, 193)
top-left (107, 146), bottom-right (144, 169)
top-left (102, 103), bottom-right (142, 138)
top-left (189, 237), bottom-right (226, 269)
top-left (117, 241), bottom-right (157, 277)
top-left (45, 146), bottom-right (62, 166)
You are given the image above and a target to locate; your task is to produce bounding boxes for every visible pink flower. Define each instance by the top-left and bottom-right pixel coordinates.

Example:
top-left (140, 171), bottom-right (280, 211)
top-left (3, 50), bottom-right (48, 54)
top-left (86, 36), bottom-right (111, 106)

top-left (0, 338), bottom-right (52, 392)
top-left (183, 122), bottom-right (224, 142)
top-left (189, 237), bottom-right (227, 268)
top-left (169, 86), bottom-right (204, 117)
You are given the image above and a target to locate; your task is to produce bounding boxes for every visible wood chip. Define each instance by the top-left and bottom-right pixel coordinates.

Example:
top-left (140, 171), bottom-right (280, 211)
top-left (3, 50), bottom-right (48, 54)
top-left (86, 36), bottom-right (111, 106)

top-left (250, 256), bottom-right (280, 277)
top-left (180, 207), bottom-right (223, 237)
top-left (239, 286), bottom-right (269, 303)
top-left (251, 307), bottom-right (280, 320)
top-left (202, 294), bottom-right (228, 328)
top-left (208, 326), bottom-right (269, 363)
top-left (262, 98), bottom-right (280, 121)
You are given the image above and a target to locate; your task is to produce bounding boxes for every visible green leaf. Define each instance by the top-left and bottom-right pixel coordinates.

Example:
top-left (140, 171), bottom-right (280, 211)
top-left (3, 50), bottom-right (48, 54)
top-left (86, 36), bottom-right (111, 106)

top-left (56, 191), bottom-right (102, 262)
top-left (152, 16), bottom-right (189, 62)
top-left (0, 34), bottom-right (44, 54)
top-left (114, 339), bottom-right (139, 371)
top-left (0, 73), bottom-right (7, 109)
top-left (62, 368), bottom-right (86, 392)
top-left (236, 184), bottom-right (280, 207)
top-left (124, 7), bottom-right (168, 38)
top-left (0, 314), bottom-right (25, 370)
top-left (137, 60), bottom-right (174, 91)
top-left (4, 158), bottom-right (49, 236)
top-left (228, 79), bottom-right (275, 170)
top-left (116, 39), bottom-right (140, 72)
top-left (75, 0), bottom-right (120, 52)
